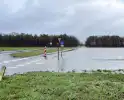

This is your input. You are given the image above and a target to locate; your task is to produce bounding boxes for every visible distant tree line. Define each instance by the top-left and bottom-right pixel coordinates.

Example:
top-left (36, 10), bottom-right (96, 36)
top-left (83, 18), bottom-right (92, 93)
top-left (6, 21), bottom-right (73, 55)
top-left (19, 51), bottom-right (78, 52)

top-left (0, 33), bottom-right (80, 47)
top-left (85, 35), bottom-right (124, 47)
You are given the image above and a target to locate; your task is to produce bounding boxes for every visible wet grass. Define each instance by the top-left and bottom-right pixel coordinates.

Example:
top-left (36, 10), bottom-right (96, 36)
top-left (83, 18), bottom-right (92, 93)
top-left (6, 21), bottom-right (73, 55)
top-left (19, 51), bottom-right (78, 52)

top-left (0, 47), bottom-right (42, 51)
top-left (0, 71), bottom-right (124, 100)
top-left (10, 47), bottom-right (72, 58)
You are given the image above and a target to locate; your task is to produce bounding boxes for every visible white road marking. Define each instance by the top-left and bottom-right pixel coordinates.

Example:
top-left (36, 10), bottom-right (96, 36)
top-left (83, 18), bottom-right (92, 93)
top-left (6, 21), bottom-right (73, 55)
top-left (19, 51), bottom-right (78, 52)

top-left (1, 58), bottom-right (44, 68)
top-left (0, 53), bottom-right (10, 55)
top-left (14, 59), bottom-right (44, 67)
top-left (1, 52), bottom-right (56, 64)
top-left (16, 65), bottom-right (24, 67)
top-left (3, 61), bottom-right (10, 63)
top-left (8, 67), bottom-right (17, 69)
top-left (25, 59), bottom-right (42, 64)
top-left (36, 62), bottom-right (44, 64)
top-left (1, 57), bottom-right (35, 64)
top-left (12, 59), bottom-right (22, 62)
top-left (12, 58), bottom-right (28, 62)
top-left (33, 59), bottom-right (41, 62)
top-left (23, 58), bottom-right (28, 60)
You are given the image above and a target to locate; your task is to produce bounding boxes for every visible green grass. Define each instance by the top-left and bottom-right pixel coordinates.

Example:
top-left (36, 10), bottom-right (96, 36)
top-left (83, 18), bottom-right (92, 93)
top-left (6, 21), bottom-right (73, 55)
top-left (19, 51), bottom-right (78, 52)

top-left (10, 47), bottom-right (72, 58)
top-left (0, 71), bottom-right (124, 100)
top-left (0, 47), bottom-right (42, 51)
top-left (0, 72), bottom-right (2, 76)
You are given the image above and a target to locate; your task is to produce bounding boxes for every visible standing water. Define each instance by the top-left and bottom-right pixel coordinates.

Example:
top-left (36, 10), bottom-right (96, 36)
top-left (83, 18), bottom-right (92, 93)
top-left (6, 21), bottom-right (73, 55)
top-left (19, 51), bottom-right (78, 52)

top-left (57, 47), bottom-right (124, 72)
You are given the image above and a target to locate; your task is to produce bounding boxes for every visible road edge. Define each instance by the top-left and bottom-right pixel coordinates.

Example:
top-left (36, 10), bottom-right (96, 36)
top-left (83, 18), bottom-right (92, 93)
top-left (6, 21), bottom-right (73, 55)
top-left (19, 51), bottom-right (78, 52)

top-left (11, 48), bottom-right (78, 59)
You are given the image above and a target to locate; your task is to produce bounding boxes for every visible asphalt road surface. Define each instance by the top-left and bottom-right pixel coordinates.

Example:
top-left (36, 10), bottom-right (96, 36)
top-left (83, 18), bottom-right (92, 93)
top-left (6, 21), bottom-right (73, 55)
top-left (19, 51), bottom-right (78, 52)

top-left (2, 47), bottom-right (124, 75)
top-left (0, 49), bottom-right (76, 75)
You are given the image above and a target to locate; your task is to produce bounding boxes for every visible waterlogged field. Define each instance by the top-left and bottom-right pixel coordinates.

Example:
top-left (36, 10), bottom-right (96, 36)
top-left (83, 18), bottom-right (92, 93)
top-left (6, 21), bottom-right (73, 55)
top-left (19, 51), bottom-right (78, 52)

top-left (0, 71), bottom-right (124, 100)
top-left (62, 47), bottom-right (124, 71)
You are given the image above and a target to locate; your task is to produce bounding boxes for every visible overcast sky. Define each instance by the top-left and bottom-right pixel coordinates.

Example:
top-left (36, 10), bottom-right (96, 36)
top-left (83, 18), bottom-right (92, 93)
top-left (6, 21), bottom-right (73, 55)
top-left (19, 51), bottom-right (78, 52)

top-left (0, 0), bottom-right (124, 42)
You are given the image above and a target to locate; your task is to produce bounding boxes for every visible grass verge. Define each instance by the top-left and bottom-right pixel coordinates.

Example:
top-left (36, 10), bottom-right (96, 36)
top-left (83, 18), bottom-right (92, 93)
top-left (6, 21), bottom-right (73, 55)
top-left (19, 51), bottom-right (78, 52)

top-left (0, 71), bottom-right (124, 100)
top-left (10, 47), bottom-right (72, 58)
top-left (0, 47), bottom-right (42, 51)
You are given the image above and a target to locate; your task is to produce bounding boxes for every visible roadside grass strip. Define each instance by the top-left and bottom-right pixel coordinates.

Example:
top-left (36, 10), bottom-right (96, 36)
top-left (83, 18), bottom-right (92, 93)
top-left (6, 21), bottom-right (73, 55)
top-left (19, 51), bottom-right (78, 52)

top-left (0, 71), bottom-right (124, 99)
top-left (10, 48), bottom-right (72, 58)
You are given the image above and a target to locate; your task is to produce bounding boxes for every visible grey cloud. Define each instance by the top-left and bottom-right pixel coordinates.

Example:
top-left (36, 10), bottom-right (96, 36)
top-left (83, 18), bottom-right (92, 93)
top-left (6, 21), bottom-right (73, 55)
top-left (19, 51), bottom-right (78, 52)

top-left (0, 0), bottom-right (124, 41)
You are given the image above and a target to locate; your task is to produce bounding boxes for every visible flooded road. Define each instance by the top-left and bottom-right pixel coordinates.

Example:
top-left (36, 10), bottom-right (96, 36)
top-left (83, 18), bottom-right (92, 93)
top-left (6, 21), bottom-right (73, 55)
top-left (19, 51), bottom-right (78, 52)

top-left (58, 48), bottom-right (124, 72)
top-left (1, 47), bottom-right (124, 75)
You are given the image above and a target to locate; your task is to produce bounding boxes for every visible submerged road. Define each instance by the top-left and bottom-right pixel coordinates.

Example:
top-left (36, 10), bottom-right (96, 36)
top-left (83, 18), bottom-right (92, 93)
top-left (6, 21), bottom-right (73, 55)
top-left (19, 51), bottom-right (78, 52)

top-left (1, 47), bottom-right (124, 75)
top-left (0, 49), bottom-right (77, 75)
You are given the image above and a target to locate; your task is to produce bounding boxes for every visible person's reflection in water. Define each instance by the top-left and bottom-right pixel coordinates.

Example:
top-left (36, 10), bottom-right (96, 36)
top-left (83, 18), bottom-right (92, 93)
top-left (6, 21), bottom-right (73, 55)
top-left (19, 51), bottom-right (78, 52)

top-left (57, 57), bottom-right (65, 72)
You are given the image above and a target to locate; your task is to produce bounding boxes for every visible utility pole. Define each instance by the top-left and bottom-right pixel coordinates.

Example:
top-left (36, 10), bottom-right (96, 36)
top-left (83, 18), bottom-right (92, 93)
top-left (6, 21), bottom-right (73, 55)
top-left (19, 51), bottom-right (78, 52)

top-left (57, 42), bottom-right (59, 60)
top-left (60, 42), bottom-right (62, 57)
top-left (61, 44), bottom-right (64, 57)
top-left (60, 40), bottom-right (64, 58)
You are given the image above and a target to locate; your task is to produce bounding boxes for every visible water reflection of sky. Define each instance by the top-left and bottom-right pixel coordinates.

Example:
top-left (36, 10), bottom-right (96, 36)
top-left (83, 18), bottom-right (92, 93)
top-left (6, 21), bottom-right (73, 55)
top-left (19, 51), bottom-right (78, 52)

top-left (56, 48), bottom-right (124, 72)
top-left (2, 48), bottom-right (124, 75)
